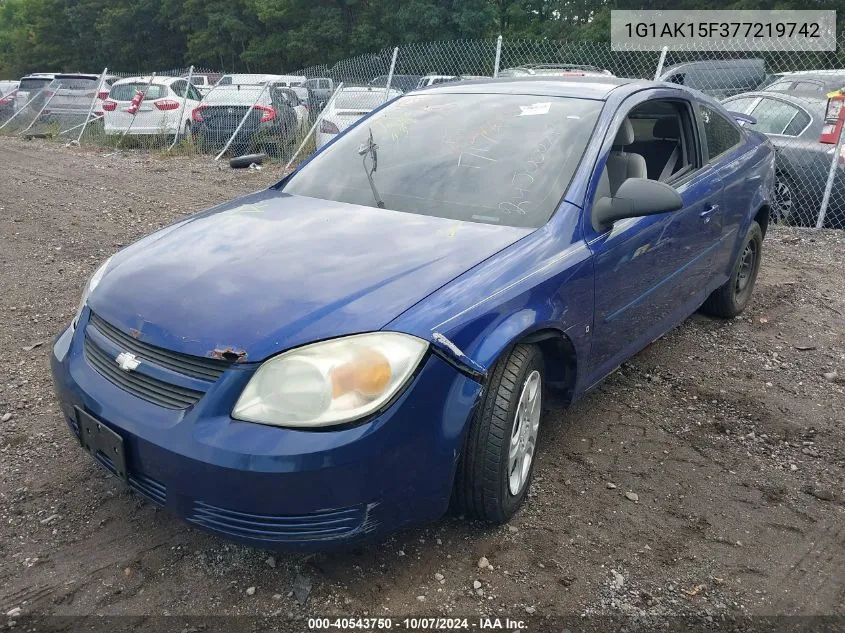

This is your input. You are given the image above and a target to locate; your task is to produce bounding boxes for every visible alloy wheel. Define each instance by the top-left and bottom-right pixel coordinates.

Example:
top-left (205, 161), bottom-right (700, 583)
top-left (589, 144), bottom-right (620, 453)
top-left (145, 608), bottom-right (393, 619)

top-left (508, 370), bottom-right (541, 496)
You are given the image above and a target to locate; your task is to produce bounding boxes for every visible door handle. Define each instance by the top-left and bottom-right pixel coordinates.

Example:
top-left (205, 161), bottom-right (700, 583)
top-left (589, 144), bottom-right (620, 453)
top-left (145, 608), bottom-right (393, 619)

top-left (700, 204), bottom-right (718, 223)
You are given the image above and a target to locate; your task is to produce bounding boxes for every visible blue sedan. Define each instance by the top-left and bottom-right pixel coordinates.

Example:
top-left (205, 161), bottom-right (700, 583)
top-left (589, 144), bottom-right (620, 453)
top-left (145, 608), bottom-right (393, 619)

top-left (51, 77), bottom-right (776, 548)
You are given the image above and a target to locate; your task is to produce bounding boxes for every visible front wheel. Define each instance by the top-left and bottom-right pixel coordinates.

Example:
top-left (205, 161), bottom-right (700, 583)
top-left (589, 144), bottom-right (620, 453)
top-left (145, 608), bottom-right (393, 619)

top-left (453, 344), bottom-right (543, 523)
top-left (700, 221), bottom-right (763, 319)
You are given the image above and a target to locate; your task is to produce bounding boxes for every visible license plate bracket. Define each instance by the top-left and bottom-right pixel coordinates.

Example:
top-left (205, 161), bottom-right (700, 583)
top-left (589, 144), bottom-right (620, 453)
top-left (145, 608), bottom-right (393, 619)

top-left (75, 407), bottom-right (128, 481)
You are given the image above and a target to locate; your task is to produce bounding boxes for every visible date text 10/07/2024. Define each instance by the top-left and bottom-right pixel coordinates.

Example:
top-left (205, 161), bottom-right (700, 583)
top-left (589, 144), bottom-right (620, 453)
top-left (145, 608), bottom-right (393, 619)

top-left (307, 617), bottom-right (529, 630)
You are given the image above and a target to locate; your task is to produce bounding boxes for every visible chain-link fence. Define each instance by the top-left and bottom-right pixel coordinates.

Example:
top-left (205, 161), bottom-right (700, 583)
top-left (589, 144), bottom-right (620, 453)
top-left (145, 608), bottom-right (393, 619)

top-left (2, 37), bottom-right (845, 229)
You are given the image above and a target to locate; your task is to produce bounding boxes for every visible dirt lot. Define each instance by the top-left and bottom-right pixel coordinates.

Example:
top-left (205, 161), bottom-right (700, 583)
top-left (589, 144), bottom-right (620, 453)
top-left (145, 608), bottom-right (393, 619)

top-left (0, 137), bottom-right (843, 631)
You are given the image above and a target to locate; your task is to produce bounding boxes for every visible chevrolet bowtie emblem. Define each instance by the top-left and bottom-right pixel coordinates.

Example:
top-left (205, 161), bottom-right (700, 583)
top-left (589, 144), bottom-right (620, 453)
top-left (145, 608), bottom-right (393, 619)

top-left (115, 351), bottom-right (140, 372)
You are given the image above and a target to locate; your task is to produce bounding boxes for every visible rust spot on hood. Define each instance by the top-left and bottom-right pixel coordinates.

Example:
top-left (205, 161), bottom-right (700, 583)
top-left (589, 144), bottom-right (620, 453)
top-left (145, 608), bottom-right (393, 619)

top-left (208, 347), bottom-right (248, 363)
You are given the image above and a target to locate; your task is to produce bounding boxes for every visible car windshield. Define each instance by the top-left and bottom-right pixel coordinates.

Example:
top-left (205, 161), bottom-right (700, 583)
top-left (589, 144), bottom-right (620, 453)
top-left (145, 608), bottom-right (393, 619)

top-left (110, 83), bottom-right (168, 101)
top-left (284, 93), bottom-right (602, 228)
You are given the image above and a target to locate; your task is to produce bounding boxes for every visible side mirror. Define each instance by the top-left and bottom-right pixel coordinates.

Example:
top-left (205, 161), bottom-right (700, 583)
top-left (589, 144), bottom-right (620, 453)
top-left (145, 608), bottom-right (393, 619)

top-left (592, 178), bottom-right (684, 232)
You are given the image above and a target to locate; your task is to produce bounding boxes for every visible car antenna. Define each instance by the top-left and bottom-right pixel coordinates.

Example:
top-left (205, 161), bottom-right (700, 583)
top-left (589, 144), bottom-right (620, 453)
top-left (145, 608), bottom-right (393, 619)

top-left (358, 127), bottom-right (385, 209)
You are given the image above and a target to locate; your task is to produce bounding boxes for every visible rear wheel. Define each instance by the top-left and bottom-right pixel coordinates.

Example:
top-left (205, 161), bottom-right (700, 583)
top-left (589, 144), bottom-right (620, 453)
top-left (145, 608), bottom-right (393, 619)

top-left (701, 221), bottom-right (763, 319)
top-left (453, 344), bottom-right (543, 523)
top-left (771, 173), bottom-right (794, 225)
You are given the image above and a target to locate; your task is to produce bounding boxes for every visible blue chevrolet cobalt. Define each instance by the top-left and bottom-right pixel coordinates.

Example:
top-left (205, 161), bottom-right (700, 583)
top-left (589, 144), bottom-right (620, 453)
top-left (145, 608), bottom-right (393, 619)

top-left (51, 77), bottom-right (775, 548)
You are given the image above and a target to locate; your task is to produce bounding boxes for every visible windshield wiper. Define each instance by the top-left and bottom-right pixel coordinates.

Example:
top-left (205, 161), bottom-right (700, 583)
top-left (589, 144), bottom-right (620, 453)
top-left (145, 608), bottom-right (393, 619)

top-left (357, 127), bottom-right (385, 209)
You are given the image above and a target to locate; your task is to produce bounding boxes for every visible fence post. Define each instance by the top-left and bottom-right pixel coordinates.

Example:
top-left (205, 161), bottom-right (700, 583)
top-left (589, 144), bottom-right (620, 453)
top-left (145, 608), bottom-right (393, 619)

top-left (816, 124), bottom-right (845, 228)
top-left (654, 46), bottom-right (669, 80)
top-left (71, 66), bottom-right (108, 144)
top-left (167, 65), bottom-right (195, 152)
top-left (384, 47), bottom-right (398, 102)
top-left (20, 84), bottom-right (61, 136)
top-left (214, 80), bottom-right (270, 161)
top-left (285, 81), bottom-right (344, 172)
top-left (493, 35), bottom-right (503, 78)
top-left (115, 72), bottom-right (156, 149)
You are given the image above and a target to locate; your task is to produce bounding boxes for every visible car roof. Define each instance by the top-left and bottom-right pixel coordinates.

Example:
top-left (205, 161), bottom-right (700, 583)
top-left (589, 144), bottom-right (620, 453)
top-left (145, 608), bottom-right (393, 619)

top-left (54, 73), bottom-right (101, 80)
top-left (775, 69), bottom-right (845, 77)
top-left (343, 85), bottom-right (403, 93)
top-left (114, 76), bottom-right (179, 85)
top-left (421, 76), bottom-right (643, 100)
top-left (660, 58), bottom-right (765, 74)
top-left (724, 91), bottom-right (826, 111)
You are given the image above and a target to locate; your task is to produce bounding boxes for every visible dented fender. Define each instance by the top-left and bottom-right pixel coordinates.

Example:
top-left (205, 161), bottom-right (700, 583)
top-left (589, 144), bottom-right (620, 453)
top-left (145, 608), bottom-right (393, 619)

top-left (429, 332), bottom-right (487, 382)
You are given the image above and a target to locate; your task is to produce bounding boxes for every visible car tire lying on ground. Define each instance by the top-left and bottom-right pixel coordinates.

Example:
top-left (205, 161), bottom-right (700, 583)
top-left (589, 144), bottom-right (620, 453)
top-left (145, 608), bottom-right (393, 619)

top-left (454, 343), bottom-right (544, 523)
top-left (229, 153), bottom-right (267, 169)
top-left (701, 220), bottom-right (763, 319)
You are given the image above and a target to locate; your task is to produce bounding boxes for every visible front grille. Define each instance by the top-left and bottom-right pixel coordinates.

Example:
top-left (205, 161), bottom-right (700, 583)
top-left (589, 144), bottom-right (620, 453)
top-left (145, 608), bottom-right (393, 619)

top-left (89, 313), bottom-right (231, 381)
top-left (187, 501), bottom-right (366, 543)
top-left (84, 335), bottom-right (204, 409)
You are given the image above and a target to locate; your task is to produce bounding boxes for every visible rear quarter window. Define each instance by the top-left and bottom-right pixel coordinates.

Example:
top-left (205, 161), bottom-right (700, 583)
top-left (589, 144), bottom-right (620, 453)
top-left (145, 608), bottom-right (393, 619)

top-left (700, 105), bottom-right (742, 160)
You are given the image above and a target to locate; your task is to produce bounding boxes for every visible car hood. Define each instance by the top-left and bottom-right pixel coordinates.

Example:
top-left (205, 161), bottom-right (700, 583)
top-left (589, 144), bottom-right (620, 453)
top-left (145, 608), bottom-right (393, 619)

top-left (89, 189), bottom-right (532, 362)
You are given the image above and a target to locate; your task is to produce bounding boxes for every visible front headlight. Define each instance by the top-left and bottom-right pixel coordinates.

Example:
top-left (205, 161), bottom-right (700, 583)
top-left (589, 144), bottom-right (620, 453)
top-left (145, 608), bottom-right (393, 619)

top-left (232, 332), bottom-right (428, 428)
top-left (73, 256), bottom-right (112, 327)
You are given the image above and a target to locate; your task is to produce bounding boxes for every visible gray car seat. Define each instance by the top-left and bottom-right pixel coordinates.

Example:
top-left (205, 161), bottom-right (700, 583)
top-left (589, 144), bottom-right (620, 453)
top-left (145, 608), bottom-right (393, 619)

top-left (596, 118), bottom-right (648, 200)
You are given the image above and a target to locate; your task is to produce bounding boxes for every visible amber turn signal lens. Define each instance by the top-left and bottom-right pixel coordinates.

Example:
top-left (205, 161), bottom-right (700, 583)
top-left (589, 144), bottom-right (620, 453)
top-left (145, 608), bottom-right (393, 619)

top-left (330, 349), bottom-right (392, 398)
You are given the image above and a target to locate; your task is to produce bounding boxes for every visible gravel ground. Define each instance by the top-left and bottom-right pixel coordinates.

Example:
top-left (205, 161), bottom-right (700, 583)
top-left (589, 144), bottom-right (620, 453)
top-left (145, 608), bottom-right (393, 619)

top-left (0, 137), bottom-right (843, 631)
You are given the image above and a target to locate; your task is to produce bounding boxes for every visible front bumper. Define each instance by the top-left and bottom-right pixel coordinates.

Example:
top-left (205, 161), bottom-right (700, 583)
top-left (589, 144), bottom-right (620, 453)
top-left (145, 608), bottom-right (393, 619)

top-left (50, 315), bottom-right (482, 549)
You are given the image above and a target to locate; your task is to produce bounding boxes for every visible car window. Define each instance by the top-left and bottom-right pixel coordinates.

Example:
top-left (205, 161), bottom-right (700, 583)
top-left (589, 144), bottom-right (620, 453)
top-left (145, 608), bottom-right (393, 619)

top-left (321, 79), bottom-right (330, 89)
top-left (285, 93), bottom-right (603, 228)
top-left (171, 80), bottom-right (187, 98)
top-left (782, 108), bottom-right (811, 136)
top-left (792, 80), bottom-right (824, 93)
top-left (665, 73), bottom-right (685, 85)
top-left (700, 105), bottom-right (742, 160)
top-left (724, 97), bottom-right (757, 114)
top-left (189, 76), bottom-right (205, 86)
top-left (748, 98), bottom-right (804, 135)
top-left (186, 84), bottom-right (202, 101)
top-left (606, 99), bottom-right (699, 189)
top-left (109, 83), bottom-right (168, 101)
top-left (54, 78), bottom-right (99, 90)
top-left (19, 78), bottom-right (52, 91)
top-left (276, 88), bottom-right (300, 106)
top-left (203, 87), bottom-right (269, 106)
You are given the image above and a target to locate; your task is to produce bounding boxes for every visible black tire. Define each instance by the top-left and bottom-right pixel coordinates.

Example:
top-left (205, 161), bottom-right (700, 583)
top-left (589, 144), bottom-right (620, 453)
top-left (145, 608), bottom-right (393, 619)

top-left (454, 344), bottom-right (544, 523)
top-left (229, 153), bottom-right (267, 169)
top-left (701, 221), bottom-right (763, 319)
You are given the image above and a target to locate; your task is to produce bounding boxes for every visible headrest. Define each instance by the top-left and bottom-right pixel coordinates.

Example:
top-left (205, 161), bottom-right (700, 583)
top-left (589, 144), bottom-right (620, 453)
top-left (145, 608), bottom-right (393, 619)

top-left (614, 118), bottom-right (635, 146)
top-left (653, 117), bottom-right (680, 139)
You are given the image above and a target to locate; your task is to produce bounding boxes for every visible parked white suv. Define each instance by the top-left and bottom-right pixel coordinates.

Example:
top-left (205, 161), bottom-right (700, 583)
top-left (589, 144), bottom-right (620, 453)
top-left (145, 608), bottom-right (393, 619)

top-left (103, 76), bottom-right (202, 136)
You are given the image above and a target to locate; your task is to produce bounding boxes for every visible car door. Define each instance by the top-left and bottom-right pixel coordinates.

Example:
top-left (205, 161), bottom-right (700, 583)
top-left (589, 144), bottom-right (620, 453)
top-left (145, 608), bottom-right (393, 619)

top-left (695, 103), bottom-right (757, 279)
top-left (584, 92), bottom-right (723, 385)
